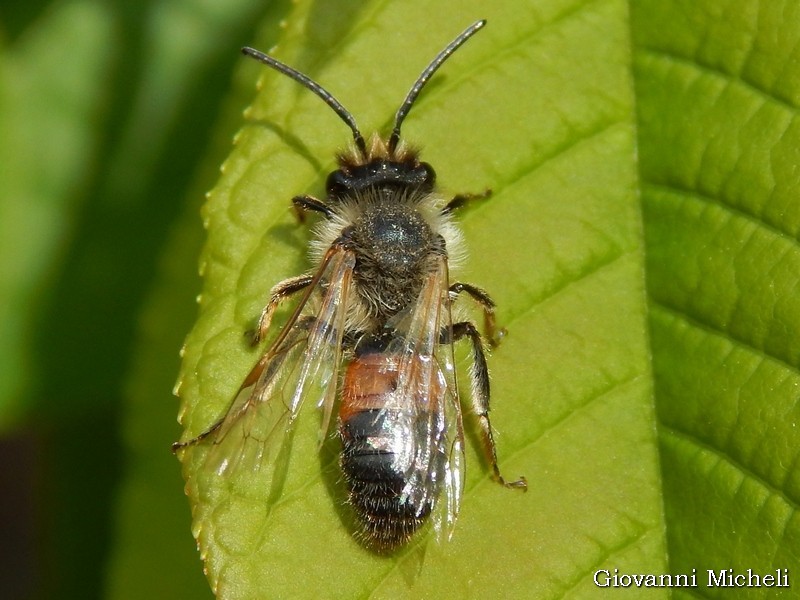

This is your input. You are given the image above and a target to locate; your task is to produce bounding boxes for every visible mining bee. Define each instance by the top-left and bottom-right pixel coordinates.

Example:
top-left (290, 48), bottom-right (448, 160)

top-left (174, 19), bottom-right (526, 551)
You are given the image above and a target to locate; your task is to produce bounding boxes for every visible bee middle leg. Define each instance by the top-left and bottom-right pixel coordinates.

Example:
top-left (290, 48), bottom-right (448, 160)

top-left (252, 274), bottom-right (315, 345)
top-left (451, 321), bottom-right (527, 491)
top-left (172, 420), bottom-right (224, 453)
top-left (449, 282), bottom-right (506, 347)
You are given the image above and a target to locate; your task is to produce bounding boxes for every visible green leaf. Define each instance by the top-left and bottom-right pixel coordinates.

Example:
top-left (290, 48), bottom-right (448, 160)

top-left (175, 0), bottom-right (665, 597)
top-left (633, 0), bottom-right (800, 588)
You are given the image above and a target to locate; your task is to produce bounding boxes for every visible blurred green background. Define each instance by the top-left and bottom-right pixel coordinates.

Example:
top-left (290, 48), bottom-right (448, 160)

top-left (0, 0), bottom-right (281, 597)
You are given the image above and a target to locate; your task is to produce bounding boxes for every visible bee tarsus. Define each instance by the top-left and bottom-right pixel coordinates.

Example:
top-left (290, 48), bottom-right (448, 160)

top-left (441, 188), bottom-right (493, 214)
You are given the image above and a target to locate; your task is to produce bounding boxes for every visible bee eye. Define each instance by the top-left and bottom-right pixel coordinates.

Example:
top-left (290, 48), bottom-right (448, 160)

top-left (326, 169), bottom-right (353, 199)
top-left (419, 162), bottom-right (436, 188)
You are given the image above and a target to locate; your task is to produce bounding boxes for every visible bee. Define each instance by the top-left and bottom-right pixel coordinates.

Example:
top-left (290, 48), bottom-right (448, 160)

top-left (174, 19), bottom-right (526, 552)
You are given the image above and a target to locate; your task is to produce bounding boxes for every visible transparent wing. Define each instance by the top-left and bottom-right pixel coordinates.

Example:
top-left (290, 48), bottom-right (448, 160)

top-left (190, 247), bottom-right (355, 482)
top-left (386, 255), bottom-right (465, 540)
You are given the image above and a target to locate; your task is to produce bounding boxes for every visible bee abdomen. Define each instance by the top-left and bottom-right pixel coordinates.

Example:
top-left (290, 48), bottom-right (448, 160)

top-left (340, 409), bottom-right (432, 550)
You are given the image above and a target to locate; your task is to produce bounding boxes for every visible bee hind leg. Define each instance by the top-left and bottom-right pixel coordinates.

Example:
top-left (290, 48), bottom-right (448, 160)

top-left (451, 321), bottom-right (527, 491)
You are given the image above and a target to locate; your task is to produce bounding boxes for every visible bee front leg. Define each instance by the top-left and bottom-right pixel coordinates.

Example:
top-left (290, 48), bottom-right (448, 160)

top-left (252, 274), bottom-right (314, 345)
top-left (449, 282), bottom-right (506, 347)
top-left (292, 195), bottom-right (333, 222)
top-left (441, 189), bottom-right (491, 214)
top-left (452, 321), bottom-right (527, 491)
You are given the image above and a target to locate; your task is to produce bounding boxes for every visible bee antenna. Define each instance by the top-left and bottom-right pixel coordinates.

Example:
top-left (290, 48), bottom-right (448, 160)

top-left (388, 19), bottom-right (487, 153)
top-left (242, 47), bottom-right (367, 156)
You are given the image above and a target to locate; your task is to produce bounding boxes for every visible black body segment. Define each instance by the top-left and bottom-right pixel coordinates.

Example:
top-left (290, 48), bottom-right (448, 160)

top-left (327, 159), bottom-right (436, 200)
top-left (339, 408), bottom-right (437, 547)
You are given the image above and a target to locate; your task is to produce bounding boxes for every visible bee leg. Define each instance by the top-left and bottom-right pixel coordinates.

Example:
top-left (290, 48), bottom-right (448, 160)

top-left (171, 419), bottom-right (224, 453)
top-left (171, 345), bottom-right (273, 452)
top-left (449, 282), bottom-right (506, 347)
top-left (292, 195), bottom-right (334, 223)
top-left (441, 189), bottom-right (492, 214)
top-left (174, 316), bottom-right (317, 454)
top-left (452, 321), bottom-right (527, 491)
top-left (252, 274), bottom-right (315, 345)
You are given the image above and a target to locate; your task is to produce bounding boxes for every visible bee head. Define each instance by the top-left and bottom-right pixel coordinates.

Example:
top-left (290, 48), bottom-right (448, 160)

top-left (325, 135), bottom-right (436, 201)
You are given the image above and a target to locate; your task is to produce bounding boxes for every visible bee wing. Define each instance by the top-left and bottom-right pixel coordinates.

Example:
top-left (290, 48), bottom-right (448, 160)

top-left (387, 255), bottom-right (465, 540)
top-left (200, 247), bottom-right (356, 480)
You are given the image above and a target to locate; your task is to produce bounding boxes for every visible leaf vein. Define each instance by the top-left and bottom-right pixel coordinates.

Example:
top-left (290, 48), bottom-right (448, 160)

top-left (644, 181), bottom-right (800, 247)
top-left (393, 0), bottom-right (613, 133)
top-left (557, 524), bottom-right (652, 597)
top-left (659, 424), bottom-right (800, 514)
top-left (501, 246), bottom-right (628, 331)
top-left (465, 370), bottom-right (643, 497)
top-left (650, 300), bottom-right (800, 378)
top-left (638, 47), bottom-right (800, 113)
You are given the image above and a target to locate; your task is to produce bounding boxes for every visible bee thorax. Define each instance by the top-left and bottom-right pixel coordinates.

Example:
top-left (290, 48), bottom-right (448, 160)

top-left (350, 203), bottom-right (436, 317)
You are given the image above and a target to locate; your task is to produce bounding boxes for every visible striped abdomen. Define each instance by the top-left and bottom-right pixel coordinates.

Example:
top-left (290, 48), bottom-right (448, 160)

top-left (338, 350), bottom-right (446, 550)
